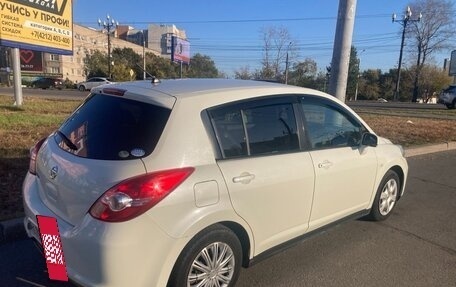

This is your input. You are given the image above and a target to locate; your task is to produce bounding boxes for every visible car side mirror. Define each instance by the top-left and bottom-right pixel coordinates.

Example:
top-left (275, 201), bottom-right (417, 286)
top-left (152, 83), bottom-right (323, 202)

top-left (361, 133), bottom-right (378, 147)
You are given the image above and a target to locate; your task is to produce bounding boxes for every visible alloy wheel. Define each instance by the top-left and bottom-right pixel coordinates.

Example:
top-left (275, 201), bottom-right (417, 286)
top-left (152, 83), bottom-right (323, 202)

top-left (187, 242), bottom-right (235, 287)
top-left (379, 178), bottom-right (398, 216)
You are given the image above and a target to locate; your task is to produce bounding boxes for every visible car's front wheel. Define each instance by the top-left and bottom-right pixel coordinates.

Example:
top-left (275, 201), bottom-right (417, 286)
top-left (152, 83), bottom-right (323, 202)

top-left (78, 85), bottom-right (85, 91)
top-left (368, 170), bottom-right (400, 221)
top-left (168, 224), bottom-right (242, 287)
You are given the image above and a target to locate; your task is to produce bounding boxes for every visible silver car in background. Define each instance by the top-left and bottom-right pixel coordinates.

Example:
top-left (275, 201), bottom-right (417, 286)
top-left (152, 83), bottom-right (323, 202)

top-left (77, 77), bottom-right (114, 91)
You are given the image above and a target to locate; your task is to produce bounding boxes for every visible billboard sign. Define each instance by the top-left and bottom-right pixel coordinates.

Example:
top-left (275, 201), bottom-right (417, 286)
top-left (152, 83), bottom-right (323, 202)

top-left (171, 36), bottom-right (190, 64)
top-left (20, 49), bottom-right (43, 72)
top-left (449, 50), bottom-right (456, 76)
top-left (0, 0), bottom-right (73, 55)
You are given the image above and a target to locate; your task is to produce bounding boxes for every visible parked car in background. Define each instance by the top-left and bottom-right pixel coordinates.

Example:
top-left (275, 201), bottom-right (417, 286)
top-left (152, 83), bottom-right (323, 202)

top-left (23, 79), bottom-right (408, 287)
top-left (77, 77), bottom-right (114, 91)
top-left (439, 85), bottom-right (456, 109)
top-left (30, 77), bottom-right (63, 90)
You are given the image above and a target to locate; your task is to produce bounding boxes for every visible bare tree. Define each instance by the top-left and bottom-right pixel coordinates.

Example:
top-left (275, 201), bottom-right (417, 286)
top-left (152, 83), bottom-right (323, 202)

top-left (260, 26), bottom-right (296, 81)
top-left (406, 0), bottom-right (455, 102)
top-left (234, 66), bottom-right (253, 80)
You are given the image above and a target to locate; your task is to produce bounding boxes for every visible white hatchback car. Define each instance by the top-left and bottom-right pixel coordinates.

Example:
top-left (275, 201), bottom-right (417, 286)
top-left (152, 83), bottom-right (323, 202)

top-left (77, 77), bottom-right (114, 91)
top-left (23, 79), bottom-right (408, 287)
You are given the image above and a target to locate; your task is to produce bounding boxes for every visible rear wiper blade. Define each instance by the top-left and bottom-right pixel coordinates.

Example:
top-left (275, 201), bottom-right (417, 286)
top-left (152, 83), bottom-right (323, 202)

top-left (56, 130), bottom-right (78, 150)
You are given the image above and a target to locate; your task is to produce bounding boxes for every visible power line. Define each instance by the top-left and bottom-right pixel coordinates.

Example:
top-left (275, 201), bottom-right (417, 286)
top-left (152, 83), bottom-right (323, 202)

top-left (75, 13), bottom-right (393, 26)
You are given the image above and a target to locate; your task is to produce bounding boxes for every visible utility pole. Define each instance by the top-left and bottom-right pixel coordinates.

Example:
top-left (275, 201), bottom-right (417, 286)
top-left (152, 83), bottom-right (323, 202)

top-left (392, 7), bottom-right (421, 101)
top-left (98, 15), bottom-right (118, 79)
top-left (11, 48), bottom-right (23, 106)
top-left (140, 30), bottom-right (146, 80)
top-left (285, 42), bottom-right (292, 85)
top-left (328, 0), bottom-right (357, 102)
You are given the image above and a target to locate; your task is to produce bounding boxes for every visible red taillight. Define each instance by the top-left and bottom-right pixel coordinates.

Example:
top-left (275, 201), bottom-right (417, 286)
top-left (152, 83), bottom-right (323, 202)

top-left (89, 167), bottom-right (194, 222)
top-left (29, 137), bottom-right (47, 175)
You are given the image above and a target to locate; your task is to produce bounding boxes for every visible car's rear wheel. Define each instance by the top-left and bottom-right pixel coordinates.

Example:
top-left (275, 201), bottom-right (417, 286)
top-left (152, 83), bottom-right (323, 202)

top-left (78, 85), bottom-right (85, 91)
top-left (168, 224), bottom-right (242, 287)
top-left (368, 170), bottom-right (400, 221)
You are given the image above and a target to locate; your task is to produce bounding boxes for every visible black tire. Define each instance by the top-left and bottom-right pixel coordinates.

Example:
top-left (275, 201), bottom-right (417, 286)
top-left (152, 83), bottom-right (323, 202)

top-left (78, 85), bottom-right (85, 91)
top-left (367, 170), bottom-right (400, 221)
top-left (168, 224), bottom-right (242, 287)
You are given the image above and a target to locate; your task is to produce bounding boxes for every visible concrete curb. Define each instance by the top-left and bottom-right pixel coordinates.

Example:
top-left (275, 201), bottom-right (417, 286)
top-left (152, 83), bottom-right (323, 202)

top-left (1, 141), bottom-right (456, 245)
top-left (404, 141), bottom-right (456, 158)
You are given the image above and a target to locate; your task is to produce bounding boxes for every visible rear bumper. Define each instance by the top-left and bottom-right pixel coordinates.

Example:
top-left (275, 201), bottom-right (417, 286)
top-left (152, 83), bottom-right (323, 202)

top-left (22, 172), bottom-right (185, 287)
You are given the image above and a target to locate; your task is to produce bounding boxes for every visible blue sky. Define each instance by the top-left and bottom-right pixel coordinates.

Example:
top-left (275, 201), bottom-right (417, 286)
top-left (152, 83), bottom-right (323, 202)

top-left (73, 0), bottom-right (455, 76)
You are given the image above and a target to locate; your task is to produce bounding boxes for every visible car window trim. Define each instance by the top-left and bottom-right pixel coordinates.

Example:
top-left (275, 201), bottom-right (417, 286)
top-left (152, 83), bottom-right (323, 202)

top-left (207, 94), bottom-right (304, 160)
top-left (297, 95), bottom-right (368, 151)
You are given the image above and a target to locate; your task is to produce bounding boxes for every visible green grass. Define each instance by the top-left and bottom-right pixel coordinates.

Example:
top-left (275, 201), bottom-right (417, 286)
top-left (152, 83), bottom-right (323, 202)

top-left (0, 95), bottom-right (81, 221)
top-left (0, 95), bottom-right (80, 158)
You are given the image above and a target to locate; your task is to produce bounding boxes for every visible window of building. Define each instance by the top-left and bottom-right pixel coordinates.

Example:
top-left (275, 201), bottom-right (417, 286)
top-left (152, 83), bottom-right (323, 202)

top-left (49, 67), bottom-right (60, 74)
top-left (50, 54), bottom-right (59, 61)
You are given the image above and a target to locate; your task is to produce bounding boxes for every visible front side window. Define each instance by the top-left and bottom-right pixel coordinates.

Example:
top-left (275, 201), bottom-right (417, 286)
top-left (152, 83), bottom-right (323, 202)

top-left (300, 97), bottom-right (365, 150)
top-left (209, 97), bottom-right (299, 159)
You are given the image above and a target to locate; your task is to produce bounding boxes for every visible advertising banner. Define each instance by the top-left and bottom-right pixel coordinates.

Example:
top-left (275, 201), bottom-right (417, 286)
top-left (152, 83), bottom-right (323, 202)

top-left (20, 49), bottom-right (43, 71)
top-left (172, 36), bottom-right (190, 64)
top-left (449, 50), bottom-right (456, 76)
top-left (0, 0), bottom-right (73, 55)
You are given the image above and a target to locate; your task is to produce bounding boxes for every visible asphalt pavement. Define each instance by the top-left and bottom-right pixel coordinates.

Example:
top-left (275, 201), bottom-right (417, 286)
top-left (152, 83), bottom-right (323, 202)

top-left (237, 149), bottom-right (456, 287)
top-left (0, 141), bottom-right (455, 286)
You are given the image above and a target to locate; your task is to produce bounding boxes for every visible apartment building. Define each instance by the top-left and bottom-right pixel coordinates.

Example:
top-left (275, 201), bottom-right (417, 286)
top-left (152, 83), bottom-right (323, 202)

top-left (117, 24), bottom-right (187, 59)
top-left (64, 24), bottom-right (160, 83)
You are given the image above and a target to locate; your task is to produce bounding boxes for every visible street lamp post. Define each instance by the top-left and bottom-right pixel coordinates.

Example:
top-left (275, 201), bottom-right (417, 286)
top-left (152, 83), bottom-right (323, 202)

top-left (354, 49), bottom-right (365, 101)
top-left (140, 30), bottom-right (146, 80)
top-left (285, 42), bottom-right (292, 85)
top-left (98, 15), bottom-right (118, 79)
top-left (392, 6), bottom-right (421, 101)
top-left (354, 58), bottom-right (360, 101)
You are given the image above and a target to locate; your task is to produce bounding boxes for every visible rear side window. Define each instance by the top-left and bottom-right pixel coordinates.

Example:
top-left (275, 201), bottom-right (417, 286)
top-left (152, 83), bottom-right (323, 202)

top-left (245, 104), bottom-right (299, 155)
top-left (55, 94), bottom-right (170, 160)
top-left (209, 97), bottom-right (299, 159)
top-left (209, 107), bottom-right (247, 158)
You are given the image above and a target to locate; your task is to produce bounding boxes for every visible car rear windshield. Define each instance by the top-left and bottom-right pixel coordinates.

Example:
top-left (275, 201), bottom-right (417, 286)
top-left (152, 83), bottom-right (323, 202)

top-left (55, 93), bottom-right (171, 160)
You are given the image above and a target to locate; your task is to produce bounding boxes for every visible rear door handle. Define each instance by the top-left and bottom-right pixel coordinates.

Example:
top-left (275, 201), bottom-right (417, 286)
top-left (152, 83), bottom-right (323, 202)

top-left (318, 160), bottom-right (333, 169)
top-left (233, 173), bottom-right (255, 184)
